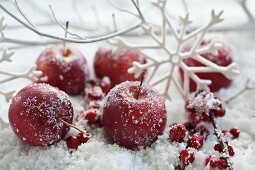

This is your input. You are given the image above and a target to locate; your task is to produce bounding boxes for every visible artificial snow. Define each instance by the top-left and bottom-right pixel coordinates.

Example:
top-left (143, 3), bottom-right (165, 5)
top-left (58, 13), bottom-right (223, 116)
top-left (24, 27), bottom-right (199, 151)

top-left (1, 1), bottom-right (255, 169)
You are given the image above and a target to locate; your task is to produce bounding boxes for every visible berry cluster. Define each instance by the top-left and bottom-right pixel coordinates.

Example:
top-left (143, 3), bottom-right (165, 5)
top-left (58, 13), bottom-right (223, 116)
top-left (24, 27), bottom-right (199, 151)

top-left (170, 91), bottom-right (240, 170)
top-left (66, 131), bottom-right (91, 149)
top-left (169, 123), bottom-right (207, 168)
top-left (78, 77), bottom-right (111, 126)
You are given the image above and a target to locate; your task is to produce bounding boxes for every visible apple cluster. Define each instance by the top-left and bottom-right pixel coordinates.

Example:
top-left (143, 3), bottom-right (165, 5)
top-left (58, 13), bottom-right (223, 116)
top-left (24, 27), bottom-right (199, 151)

top-left (7, 38), bottom-right (238, 158)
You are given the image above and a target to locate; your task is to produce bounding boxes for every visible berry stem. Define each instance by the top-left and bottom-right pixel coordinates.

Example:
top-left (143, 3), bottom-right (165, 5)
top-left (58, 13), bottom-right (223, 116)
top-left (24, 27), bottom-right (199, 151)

top-left (209, 110), bottom-right (233, 170)
top-left (134, 70), bottom-right (145, 100)
top-left (58, 117), bottom-right (87, 135)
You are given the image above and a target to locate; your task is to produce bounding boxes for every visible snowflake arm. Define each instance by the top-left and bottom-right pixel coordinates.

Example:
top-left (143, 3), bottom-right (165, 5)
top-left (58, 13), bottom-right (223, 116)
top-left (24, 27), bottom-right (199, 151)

top-left (110, 0), bottom-right (239, 100)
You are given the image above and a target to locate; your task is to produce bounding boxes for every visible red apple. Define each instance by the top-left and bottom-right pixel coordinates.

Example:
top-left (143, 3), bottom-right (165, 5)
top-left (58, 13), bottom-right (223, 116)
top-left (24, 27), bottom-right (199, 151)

top-left (94, 46), bottom-right (147, 88)
top-left (36, 44), bottom-right (89, 95)
top-left (8, 83), bottom-right (73, 146)
top-left (179, 40), bottom-right (233, 92)
top-left (103, 81), bottom-right (167, 149)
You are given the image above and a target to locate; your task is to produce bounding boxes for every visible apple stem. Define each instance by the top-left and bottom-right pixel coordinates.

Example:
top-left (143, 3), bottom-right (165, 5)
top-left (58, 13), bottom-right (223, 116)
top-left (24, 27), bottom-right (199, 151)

top-left (58, 117), bottom-right (88, 135)
top-left (135, 70), bottom-right (146, 100)
top-left (63, 21), bottom-right (69, 56)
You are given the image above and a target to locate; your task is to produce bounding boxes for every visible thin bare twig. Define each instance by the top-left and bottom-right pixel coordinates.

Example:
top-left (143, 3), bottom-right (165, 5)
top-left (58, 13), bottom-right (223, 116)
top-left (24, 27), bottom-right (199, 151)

top-left (49, 5), bottom-right (83, 39)
top-left (0, 0), bottom-right (144, 43)
top-left (14, 0), bottom-right (38, 29)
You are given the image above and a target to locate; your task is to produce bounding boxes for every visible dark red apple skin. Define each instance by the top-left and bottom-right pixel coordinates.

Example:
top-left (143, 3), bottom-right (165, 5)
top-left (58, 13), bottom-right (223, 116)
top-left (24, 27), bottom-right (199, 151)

top-left (103, 81), bottom-right (167, 149)
top-left (179, 40), bottom-right (233, 92)
top-left (36, 45), bottom-right (89, 95)
top-left (8, 83), bottom-right (73, 146)
top-left (94, 47), bottom-right (147, 88)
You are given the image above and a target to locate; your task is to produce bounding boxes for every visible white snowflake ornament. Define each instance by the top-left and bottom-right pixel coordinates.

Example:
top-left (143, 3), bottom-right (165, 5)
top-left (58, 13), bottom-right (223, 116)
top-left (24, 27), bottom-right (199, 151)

top-left (109, 0), bottom-right (239, 100)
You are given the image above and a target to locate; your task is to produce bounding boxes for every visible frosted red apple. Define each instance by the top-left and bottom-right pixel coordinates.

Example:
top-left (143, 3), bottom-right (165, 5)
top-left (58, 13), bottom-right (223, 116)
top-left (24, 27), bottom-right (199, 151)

top-left (94, 46), bottom-right (147, 88)
top-left (103, 81), bottom-right (167, 149)
top-left (8, 83), bottom-right (73, 146)
top-left (36, 44), bottom-right (89, 95)
top-left (180, 40), bottom-right (233, 92)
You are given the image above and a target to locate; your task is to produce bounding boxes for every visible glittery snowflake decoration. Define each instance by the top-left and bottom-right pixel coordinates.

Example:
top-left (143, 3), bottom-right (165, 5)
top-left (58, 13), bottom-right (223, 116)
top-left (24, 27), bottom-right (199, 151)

top-left (0, 17), bottom-right (42, 103)
top-left (109, 0), bottom-right (239, 100)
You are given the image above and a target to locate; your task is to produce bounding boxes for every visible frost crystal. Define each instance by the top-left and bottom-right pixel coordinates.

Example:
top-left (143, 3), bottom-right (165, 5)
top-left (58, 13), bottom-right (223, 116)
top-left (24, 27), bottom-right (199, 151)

top-left (109, 0), bottom-right (239, 100)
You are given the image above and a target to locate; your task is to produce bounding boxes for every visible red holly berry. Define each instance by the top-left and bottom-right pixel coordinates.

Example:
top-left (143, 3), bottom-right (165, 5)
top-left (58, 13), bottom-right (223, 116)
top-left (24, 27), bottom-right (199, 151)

top-left (229, 128), bottom-right (240, 139)
top-left (210, 157), bottom-right (228, 170)
top-left (213, 143), bottom-right (235, 156)
top-left (189, 134), bottom-right (204, 149)
top-left (214, 103), bottom-right (225, 117)
top-left (179, 149), bottom-right (195, 165)
top-left (77, 132), bottom-right (90, 143)
top-left (66, 136), bottom-right (81, 149)
top-left (169, 123), bottom-right (187, 142)
top-left (214, 143), bottom-right (222, 152)
top-left (85, 109), bottom-right (101, 125)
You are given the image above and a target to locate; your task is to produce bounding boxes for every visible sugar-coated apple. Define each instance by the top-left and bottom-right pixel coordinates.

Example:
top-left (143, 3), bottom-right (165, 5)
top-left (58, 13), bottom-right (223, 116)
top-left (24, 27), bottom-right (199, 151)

top-left (94, 46), bottom-right (146, 88)
top-left (103, 81), bottom-right (166, 149)
top-left (8, 83), bottom-right (73, 146)
top-left (36, 44), bottom-right (89, 95)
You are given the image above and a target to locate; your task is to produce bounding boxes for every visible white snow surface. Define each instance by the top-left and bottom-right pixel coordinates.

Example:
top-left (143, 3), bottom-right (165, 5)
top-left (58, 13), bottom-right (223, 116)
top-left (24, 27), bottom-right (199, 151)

top-left (0, 1), bottom-right (255, 170)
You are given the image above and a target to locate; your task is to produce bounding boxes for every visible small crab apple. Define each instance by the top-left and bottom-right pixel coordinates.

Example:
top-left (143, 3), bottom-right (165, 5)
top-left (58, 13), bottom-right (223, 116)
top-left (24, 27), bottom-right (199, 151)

top-left (36, 44), bottom-right (89, 95)
top-left (169, 123), bottom-right (187, 142)
top-left (8, 83), bottom-right (73, 146)
top-left (179, 39), bottom-right (234, 92)
top-left (206, 155), bottom-right (228, 170)
top-left (103, 81), bottom-right (166, 149)
top-left (179, 148), bottom-right (195, 165)
top-left (94, 46), bottom-right (147, 88)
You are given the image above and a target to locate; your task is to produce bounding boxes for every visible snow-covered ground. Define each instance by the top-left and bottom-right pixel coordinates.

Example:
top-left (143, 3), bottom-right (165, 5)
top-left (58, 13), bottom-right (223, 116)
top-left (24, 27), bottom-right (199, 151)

top-left (0, 0), bottom-right (255, 170)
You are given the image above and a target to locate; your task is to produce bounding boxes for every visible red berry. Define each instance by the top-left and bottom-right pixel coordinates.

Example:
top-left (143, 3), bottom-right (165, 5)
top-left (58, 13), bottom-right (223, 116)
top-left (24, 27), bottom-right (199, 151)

top-left (229, 128), bottom-right (240, 139)
top-left (94, 47), bottom-right (147, 88)
top-left (85, 86), bottom-right (104, 101)
top-left (103, 81), bottom-right (166, 149)
top-left (214, 103), bottom-right (225, 117)
top-left (36, 45), bottom-right (89, 95)
top-left (77, 132), bottom-right (91, 143)
top-left (189, 134), bottom-right (204, 149)
top-left (228, 145), bottom-right (235, 156)
top-left (179, 39), bottom-right (233, 92)
top-left (85, 109), bottom-right (101, 125)
top-left (169, 123), bottom-right (187, 142)
top-left (66, 136), bottom-right (81, 149)
top-left (210, 157), bottom-right (228, 170)
top-left (8, 83), bottom-right (73, 146)
top-left (214, 143), bottom-right (222, 152)
top-left (179, 149), bottom-right (195, 165)
top-left (213, 143), bottom-right (235, 156)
